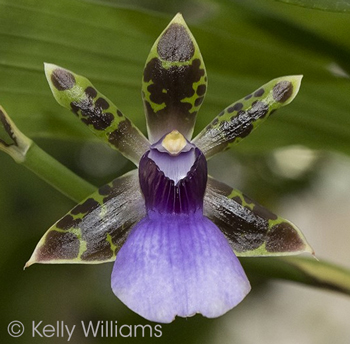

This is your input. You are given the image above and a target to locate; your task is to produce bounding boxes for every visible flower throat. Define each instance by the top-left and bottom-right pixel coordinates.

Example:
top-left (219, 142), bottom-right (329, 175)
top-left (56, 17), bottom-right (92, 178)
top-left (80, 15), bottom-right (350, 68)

top-left (138, 130), bottom-right (207, 215)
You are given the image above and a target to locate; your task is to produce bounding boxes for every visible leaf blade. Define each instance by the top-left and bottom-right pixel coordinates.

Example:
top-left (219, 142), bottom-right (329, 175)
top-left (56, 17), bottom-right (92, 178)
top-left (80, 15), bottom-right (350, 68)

top-left (275, 0), bottom-right (350, 12)
top-left (242, 256), bottom-right (350, 295)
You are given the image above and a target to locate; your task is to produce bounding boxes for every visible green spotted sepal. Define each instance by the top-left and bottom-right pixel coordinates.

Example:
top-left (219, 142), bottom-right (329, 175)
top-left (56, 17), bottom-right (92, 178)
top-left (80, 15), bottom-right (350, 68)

top-left (0, 106), bottom-right (32, 163)
top-left (193, 75), bottom-right (302, 159)
top-left (44, 63), bottom-right (149, 166)
top-left (142, 13), bottom-right (207, 143)
top-left (25, 170), bottom-right (145, 266)
top-left (204, 177), bottom-right (313, 257)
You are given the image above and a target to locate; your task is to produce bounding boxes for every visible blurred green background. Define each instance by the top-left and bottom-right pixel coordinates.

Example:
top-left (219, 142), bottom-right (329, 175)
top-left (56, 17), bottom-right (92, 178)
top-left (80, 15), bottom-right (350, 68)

top-left (1, 0), bottom-right (350, 343)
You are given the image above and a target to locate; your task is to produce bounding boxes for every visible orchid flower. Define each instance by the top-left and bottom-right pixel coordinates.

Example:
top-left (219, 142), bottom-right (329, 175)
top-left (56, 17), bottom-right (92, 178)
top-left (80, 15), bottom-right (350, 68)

top-left (25, 14), bottom-right (312, 323)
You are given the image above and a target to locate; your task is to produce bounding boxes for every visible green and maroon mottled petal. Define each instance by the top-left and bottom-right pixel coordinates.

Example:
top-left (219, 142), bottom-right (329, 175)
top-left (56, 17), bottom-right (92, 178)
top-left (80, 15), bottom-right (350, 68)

top-left (142, 13), bottom-right (207, 143)
top-left (204, 177), bottom-right (313, 256)
top-left (193, 76), bottom-right (302, 159)
top-left (25, 170), bottom-right (146, 266)
top-left (45, 64), bottom-right (149, 166)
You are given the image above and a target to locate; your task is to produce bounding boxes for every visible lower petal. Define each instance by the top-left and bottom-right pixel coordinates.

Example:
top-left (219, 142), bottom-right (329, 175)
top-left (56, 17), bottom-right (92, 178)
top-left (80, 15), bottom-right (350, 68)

top-left (111, 214), bottom-right (251, 323)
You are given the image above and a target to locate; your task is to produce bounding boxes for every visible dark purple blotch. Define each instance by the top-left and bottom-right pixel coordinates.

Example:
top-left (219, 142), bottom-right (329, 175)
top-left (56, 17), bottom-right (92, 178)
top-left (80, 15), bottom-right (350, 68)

top-left (273, 81), bottom-right (293, 103)
top-left (157, 23), bottom-right (194, 62)
top-left (254, 88), bottom-right (265, 97)
top-left (37, 231), bottom-right (80, 261)
top-left (95, 97), bottom-right (110, 110)
top-left (56, 214), bottom-right (81, 230)
top-left (195, 96), bottom-right (204, 107)
top-left (51, 69), bottom-right (76, 91)
top-left (71, 198), bottom-right (100, 216)
top-left (227, 102), bottom-right (243, 113)
top-left (70, 95), bottom-right (114, 131)
top-left (196, 84), bottom-right (206, 96)
top-left (266, 222), bottom-right (304, 252)
top-left (85, 86), bottom-right (98, 99)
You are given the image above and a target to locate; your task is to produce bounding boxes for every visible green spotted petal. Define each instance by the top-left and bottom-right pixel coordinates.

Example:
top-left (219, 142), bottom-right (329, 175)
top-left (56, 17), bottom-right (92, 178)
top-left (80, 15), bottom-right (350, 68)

top-left (26, 170), bottom-right (145, 266)
top-left (142, 13), bottom-right (207, 143)
top-left (204, 177), bottom-right (313, 257)
top-left (193, 76), bottom-right (302, 159)
top-left (45, 63), bottom-right (149, 166)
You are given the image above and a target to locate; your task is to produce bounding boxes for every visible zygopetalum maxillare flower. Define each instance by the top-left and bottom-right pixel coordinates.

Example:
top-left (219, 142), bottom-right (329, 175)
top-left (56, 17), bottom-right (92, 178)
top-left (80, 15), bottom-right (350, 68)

top-left (25, 14), bottom-right (312, 323)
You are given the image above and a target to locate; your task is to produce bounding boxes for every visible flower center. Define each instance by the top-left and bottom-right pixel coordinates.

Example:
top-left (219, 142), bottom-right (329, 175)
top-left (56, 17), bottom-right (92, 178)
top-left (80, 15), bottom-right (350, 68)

top-left (139, 131), bottom-right (207, 215)
top-left (161, 130), bottom-right (187, 155)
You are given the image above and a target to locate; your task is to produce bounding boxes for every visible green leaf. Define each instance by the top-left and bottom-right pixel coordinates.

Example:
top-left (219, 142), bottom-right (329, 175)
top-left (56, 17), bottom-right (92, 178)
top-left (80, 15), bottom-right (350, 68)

top-left (242, 256), bottom-right (350, 295)
top-left (274, 0), bottom-right (350, 12)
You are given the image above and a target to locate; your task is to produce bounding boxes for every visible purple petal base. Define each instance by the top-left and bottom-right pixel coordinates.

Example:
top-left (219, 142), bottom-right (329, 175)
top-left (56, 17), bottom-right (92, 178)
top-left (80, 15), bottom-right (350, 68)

top-left (111, 213), bottom-right (251, 323)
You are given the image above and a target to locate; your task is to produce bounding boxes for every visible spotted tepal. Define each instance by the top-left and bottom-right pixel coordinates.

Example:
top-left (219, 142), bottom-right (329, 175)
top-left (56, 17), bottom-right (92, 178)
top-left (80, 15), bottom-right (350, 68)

top-left (23, 13), bottom-right (312, 323)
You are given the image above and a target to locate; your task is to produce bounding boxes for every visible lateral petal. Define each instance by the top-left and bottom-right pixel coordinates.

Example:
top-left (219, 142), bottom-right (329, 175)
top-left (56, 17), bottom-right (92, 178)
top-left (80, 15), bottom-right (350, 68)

top-left (26, 170), bottom-right (145, 266)
top-left (193, 75), bottom-right (302, 159)
top-left (204, 177), bottom-right (313, 257)
top-left (45, 63), bottom-right (149, 165)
